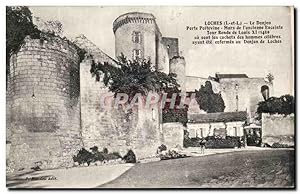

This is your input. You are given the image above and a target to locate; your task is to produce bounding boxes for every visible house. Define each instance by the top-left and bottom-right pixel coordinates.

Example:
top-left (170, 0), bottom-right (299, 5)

top-left (187, 111), bottom-right (247, 138)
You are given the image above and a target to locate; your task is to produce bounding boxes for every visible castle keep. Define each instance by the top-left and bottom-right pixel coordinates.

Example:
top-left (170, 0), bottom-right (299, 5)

top-left (7, 12), bottom-right (273, 170)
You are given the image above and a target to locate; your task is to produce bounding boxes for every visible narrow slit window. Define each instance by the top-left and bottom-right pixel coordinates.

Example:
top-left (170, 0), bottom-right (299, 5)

top-left (132, 31), bottom-right (141, 43)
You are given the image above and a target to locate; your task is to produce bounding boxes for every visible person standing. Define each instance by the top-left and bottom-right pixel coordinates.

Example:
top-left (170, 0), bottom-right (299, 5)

top-left (200, 138), bottom-right (206, 154)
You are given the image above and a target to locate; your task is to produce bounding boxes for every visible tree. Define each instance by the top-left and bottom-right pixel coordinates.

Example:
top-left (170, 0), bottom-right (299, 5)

top-left (6, 6), bottom-right (86, 85)
top-left (34, 17), bottom-right (63, 36)
top-left (256, 94), bottom-right (294, 119)
top-left (6, 6), bottom-right (40, 84)
top-left (162, 87), bottom-right (188, 126)
top-left (195, 81), bottom-right (225, 113)
top-left (90, 54), bottom-right (179, 101)
top-left (266, 73), bottom-right (274, 84)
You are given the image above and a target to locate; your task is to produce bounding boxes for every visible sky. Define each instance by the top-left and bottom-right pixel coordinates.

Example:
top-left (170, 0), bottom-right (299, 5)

top-left (29, 6), bottom-right (294, 96)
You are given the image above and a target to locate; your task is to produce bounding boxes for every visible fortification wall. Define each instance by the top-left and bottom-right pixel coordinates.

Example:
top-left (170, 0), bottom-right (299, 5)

top-left (80, 58), bottom-right (162, 159)
top-left (169, 57), bottom-right (186, 92)
top-left (262, 113), bottom-right (294, 146)
top-left (219, 78), bottom-right (273, 117)
top-left (157, 39), bottom-right (169, 74)
top-left (161, 37), bottom-right (179, 59)
top-left (162, 122), bottom-right (184, 149)
top-left (7, 36), bottom-right (82, 170)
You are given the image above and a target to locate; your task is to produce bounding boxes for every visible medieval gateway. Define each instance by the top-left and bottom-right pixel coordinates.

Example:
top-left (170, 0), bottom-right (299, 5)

top-left (7, 12), bottom-right (275, 170)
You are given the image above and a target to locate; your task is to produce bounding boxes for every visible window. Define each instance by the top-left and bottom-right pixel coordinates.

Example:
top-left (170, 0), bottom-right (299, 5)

top-left (133, 49), bottom-right (142, 60)
top-left (132, 31), bottom-right (141, 43)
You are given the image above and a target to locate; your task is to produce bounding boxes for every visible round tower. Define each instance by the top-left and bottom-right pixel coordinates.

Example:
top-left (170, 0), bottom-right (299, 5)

top-left (169, 56), bottom-right (186, 92)
top-left (7, 36), bottom-right (82, 170)
top-left (113, 12), bottom-right (160, 64)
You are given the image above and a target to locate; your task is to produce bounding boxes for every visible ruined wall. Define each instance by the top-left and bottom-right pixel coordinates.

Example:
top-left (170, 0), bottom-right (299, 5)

top-left (162, 123), bottom-right (184, 149)
top-left (7, 36), bottom-right (82, 170)
top-left (262, 113), bottom-right (294, 146)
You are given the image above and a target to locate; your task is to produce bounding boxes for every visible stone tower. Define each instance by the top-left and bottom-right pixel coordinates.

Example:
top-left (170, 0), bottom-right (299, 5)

top-left (113, 12), bottom-right (169, 72)
top-left (169, 56), bottom-right (186, 92)
top-left (7, 36), bottom-right (82, 170)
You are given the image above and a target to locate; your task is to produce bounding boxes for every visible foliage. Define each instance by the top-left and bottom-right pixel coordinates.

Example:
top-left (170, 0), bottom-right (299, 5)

top-left (162, 109), bottom-right (188, 125)
top-left (162, 88), bottom-right (188, 126)
top-left (195, 81), bottom-right (225, 113)
top-left (256, 94), bottom-right (295, 119)
top-left (183, 130), bottom-right (195, 148)
top-left (90, 54), bottom-right (179, 101)
top-left (157, 144), bottom-right (167, 152)
top-left (73, 148), bottom-right (94, 165)
top-left (6, 6), bottom-right (40, 56)
top-left (122, 149), bottom-right (136, 163)
top-left (183, 133), bottom-right (241, 148)
top-left (271, 143), bottom-right (291, 148)
top-left (73, 146), bottom-right (122, 165)
top-left (102, 147), bottom-right (109, 154)
top-left (34, 17), bottom-right (63, 35)
top-left (205, 136), bottom-right (241, 149)
top-left (6, 6), bottom-right (86, 84)
top-left (266, 73), bottom-right (274, 84)
top-left (74, 44), bottom-right (87, 64)
top-left (6, 6), bottom-right (40, 82)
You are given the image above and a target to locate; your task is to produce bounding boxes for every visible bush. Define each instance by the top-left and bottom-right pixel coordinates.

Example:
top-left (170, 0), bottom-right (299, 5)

top-left (205, 136), bottom-right (240, 149)
top-left (184, 137), bottom-right (202, 148)
top-left (184, 134), bottom-right (241, 149)
top-left (103, 147), bottom-right (108, 154)
top-left (105, 152), bottom-right (122, 160)
top-left (158, 144), bottom-right (167, 152)
top-left (73, 148), bottom-right (95, 165)
top-left (123, 150), bottom-right (136, 163)
top-left (90, 146), bottom-right (98, 152)
top-left (271, 143), bottom-right (289, 148)
top-left (73, 147), bottom-right (122, 166)
top-left (183, 130), bottom-right (202, 148)
top-left (256, 95), bottom-right (295, 120)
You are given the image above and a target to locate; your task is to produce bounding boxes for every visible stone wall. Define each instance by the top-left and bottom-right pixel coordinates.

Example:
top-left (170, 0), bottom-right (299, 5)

top-left (157, 38), bottom-right (170, 74)
top-left (7, 36), bottom-right (82, 170)
top-left (185, 76), bottom-right (221, 93)
top-left (161, 37), bottom-right (179, 59)
top-left (169, 57), bottom-right (186, 92)
top-left (219, 78), bottom-right (273, 117)
top-left (262, 113), bottom-right (294, 146)
top-left (80, 55), bottom-right (162, 159)
top-left (162, 123), bottom-right (184, 149)
top-left (114, 12), bottom-right (159, 65)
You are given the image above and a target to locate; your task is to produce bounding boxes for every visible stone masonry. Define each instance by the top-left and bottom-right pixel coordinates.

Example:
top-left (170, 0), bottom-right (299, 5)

top-left (7, 36), bottom-right (82, 170)
top-left (76, 35), bottom-right (162, 159)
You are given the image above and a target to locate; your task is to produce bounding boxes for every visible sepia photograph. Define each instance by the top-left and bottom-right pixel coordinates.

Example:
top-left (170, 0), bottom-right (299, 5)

top-left (5, 5), bottom-right (295, 189)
